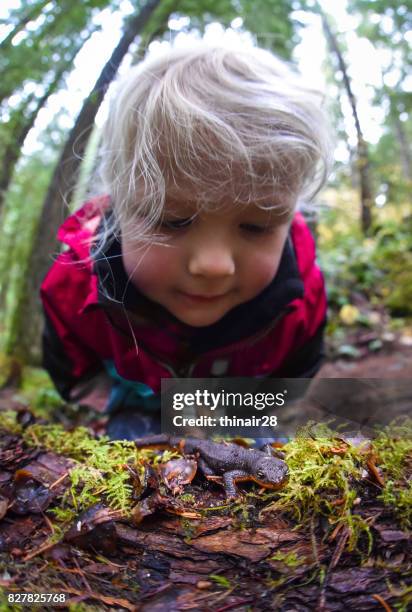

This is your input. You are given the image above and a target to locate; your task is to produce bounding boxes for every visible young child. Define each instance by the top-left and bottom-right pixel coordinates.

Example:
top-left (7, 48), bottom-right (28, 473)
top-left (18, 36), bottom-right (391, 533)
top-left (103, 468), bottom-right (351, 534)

top-left (40, 44), bottom-right (332, 440)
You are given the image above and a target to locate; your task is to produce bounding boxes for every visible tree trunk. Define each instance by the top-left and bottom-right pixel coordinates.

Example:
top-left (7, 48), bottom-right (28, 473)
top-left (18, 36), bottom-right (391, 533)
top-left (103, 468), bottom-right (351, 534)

top-left (11, 0), bottom-right (163, 363)
top-left (392, 109), bottom-right (412, 182)
top-left (319, 8), bottom-right (373, 234)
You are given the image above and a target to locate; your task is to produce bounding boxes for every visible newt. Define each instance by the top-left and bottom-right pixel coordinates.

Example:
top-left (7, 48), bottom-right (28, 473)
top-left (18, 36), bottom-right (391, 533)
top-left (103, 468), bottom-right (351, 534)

top-left (134, 434), bottom-right (289, 498)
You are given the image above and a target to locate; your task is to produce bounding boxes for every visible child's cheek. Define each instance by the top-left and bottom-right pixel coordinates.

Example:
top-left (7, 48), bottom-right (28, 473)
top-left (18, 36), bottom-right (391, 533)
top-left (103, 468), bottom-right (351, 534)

top-left (123, 243), bottom-right (179, 297)
top-left (243, 250), bottom-right (283, 295)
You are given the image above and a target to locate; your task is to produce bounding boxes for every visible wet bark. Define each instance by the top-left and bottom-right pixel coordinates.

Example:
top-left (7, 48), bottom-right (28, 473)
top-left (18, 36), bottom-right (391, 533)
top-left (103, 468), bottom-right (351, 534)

top-left (0, 415), bottom-right (410, 612)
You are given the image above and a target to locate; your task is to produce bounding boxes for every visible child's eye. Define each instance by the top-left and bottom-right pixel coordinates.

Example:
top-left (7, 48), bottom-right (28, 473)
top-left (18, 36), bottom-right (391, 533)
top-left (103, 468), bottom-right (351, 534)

top-left (161, 217), bottom-right (193, 230)
top-left (240, 223), bottom-right (270, 234)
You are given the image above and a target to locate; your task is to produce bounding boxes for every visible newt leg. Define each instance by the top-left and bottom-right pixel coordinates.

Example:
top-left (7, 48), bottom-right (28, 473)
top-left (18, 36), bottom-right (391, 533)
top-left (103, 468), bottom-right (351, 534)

top-left (223, 469), bottom-right (250, 499)
top-left (197, 457), bottom-right (216, 477)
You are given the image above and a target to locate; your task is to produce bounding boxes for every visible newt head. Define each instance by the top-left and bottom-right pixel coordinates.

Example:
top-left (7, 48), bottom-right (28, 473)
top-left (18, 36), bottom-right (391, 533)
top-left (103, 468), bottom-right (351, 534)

top-left (252, 456), bottom-right (289, 490)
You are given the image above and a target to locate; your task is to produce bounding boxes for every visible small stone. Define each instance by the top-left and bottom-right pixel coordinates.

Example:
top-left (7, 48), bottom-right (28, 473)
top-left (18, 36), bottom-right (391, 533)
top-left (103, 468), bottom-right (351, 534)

top-left (196, 580), bottom-right (212, 590)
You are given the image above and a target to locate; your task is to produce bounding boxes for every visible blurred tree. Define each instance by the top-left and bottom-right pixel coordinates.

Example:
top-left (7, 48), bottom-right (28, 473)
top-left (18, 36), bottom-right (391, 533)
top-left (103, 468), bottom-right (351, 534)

top-left (9, 0), bottom-right (163, 362)
top-left (0, 0), bottom-right (121, 214)
top-left (0, 0), bottom-right (121, 105)
top-left (0, 0), bottom-right (51, 51)
top-left (314, 2), bottom-right (374, 234)
top-left (0, 42), bottom-right (84, 211)
top-left (349, 0), bottom-right (412, 189)
top-left (0, 113), bottom-right (64, 354)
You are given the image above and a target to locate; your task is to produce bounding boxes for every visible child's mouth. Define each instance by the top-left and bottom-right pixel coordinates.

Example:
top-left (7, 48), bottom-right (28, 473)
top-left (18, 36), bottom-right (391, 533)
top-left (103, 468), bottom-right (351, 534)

top-left (179, 292), bottom-right (226, 303)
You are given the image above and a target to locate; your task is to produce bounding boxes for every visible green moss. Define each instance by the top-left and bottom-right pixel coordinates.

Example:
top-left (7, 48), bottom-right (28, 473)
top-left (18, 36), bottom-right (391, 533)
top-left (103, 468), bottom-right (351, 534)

top-left (1, 412), bottom-right (411, 548)
top-left (19, 366), bottom-right (65, 418)
top-left (269, 550), bottom-right (305, 568)
top-left (374, 419), bottom-right (412, 529)
top-left (22, 423), bottom-right (141, 514)
top-left (178, 493), bottom-right (196, 504)
top-left (392, 583), bottom-right (412, 612)
top-left (0, 596), bottom-right (23, 612)
top-left (260, 420), bottom-right (412, 552)
top-left (0, 410), bottom-right (22, 435)
top-left (261, 422), bottom-right (373, 552)
top-left (49, 506), bottom-right (77, 524)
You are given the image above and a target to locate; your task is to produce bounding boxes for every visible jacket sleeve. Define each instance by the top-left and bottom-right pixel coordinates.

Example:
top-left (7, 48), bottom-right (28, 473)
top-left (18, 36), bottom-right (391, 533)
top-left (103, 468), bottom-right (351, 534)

top-left (42, 310), bottom-right (103, 402)
top-left (40, 258), bottom-right (103, 402)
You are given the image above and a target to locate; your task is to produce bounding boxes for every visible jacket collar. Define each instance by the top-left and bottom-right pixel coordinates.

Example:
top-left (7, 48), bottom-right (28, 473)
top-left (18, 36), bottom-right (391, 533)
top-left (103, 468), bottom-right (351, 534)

top-left (92, 223), bottom-right (304, 353)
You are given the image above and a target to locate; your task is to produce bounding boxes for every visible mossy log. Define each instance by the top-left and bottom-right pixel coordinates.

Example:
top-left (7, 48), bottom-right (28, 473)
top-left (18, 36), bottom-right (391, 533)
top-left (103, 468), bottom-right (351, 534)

top-left (0, 407), bottom-right (411, 611)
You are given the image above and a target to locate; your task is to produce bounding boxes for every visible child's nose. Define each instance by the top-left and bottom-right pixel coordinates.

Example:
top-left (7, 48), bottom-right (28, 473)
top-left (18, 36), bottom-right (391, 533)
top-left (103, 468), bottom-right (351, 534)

top-left (188, 243), bottom-right (235, 278)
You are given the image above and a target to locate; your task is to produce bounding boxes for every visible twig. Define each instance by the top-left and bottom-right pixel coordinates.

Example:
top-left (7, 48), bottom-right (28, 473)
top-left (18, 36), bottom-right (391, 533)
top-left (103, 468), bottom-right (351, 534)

top-left (62, 587), bottom-right (137, 611)
top-left (72, 556), bottom-right (93, 594)
top-left (215, 598), bottom-right (254, 612)
top-left (49, 472), bottom-right (69, 490)
top-left (372, 594), bottom-right (392, 612)
top-left (41, 511), bottom-right (55, 534)
top-left (310, 515), bottom-right (320, 565)
top-left (139, 582), bottom-right (173, 600)
top-left (318, 529), bottom-right (349, 611)
top-left (22, 540), bottom-right (58, 561)
top-left (330, 529), bottom-right (349, 570)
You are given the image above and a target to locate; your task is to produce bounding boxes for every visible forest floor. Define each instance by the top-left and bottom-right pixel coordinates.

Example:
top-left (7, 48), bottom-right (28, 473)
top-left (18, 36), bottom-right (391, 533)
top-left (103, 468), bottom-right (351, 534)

top-left (0, 339), bottom-right (411, 611)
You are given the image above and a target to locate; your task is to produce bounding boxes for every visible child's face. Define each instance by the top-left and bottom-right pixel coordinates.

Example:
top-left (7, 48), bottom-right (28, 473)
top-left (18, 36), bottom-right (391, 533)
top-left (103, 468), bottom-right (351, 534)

top-left (122, 194), bottom-right (292, 327)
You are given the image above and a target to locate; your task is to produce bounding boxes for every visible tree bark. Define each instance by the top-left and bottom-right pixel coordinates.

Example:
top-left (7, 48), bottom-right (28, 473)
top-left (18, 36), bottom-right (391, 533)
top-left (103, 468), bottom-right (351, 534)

top-left (11, 0), bottom-right (163, 363)
top-left (319, 8), bottom-right (374, 234)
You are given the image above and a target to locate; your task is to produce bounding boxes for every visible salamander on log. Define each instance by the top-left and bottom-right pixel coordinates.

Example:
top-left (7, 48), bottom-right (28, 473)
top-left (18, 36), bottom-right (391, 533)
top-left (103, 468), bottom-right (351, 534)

top-left (135, 434), bottom-right (288, 498)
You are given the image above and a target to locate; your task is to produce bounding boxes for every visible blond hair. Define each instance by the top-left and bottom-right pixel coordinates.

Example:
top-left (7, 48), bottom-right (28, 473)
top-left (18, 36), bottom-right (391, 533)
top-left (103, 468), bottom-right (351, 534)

top-left (97, 42), bottom-right (333, 244)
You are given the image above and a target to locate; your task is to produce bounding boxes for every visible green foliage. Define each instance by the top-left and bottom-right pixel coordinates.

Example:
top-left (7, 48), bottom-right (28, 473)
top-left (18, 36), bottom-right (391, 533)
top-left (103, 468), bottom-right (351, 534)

top-left (317, 205), bottom-right (382, 308)
top-left (0, 151), bottom-right (56, 358)
top-left (0, 410), bottom-right (22, 435)
top-left (209, 574), bottom-right (232, 589)
top-left (318, 200), bottom-right (412, 317)
top-left (19, 366), bottom-right (65, 415)
top-left (0, 0), bottom-right (119, 103)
